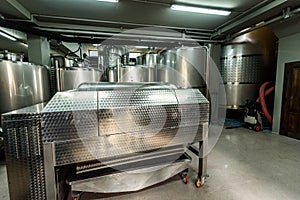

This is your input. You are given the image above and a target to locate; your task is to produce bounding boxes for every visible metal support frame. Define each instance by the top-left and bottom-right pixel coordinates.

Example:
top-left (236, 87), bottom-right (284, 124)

top-left (188, 142), bottom-right (204, 179)
top-left (43, 143), bottom-right (57, 200)
top-left (27, 34), bottom-right (50, 65)
top-left (4, 0), bottom-right (31, 20)
top-left (188, 122), bottom-right (208, 186)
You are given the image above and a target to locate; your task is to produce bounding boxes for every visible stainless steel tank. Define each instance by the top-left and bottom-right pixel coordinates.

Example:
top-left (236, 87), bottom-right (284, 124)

top-left (140, 53), bottom-right (158, 66)
top-left (157, 47), bottom-right (206, 88)
top-left (145, 53), bottom-right (157, 66)
top-left (56, 67), bottom-right (102, 91)
top-left (0, 60), bottom-right (50, 120)
top-left (220, 27), bottom-right (277, 108)
top-left (108, 67), bottom-right (118, 82)
top-left (119, 65), bottom-right (155, 82)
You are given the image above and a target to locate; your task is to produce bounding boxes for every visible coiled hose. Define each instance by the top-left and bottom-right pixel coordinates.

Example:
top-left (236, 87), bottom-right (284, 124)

top-left (256, 82), bottom-right (275, 123)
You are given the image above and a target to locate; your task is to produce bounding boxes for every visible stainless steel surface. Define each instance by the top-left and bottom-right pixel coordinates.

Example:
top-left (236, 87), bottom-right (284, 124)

top-left (108, 67), bottom-right (118, 82)
top-left (2, 103), bottom-right (47, 200)
top-left (77, 82), bottom-right (177, 91)
top-left (98, 45), bottom-right (127, 68)
top-left (157, 47), bottom-right (206, 88)
top-left (144, 53), bottom-right (158, 67)
top-left (224, 84), bottom-right (261, 109)
top-left (69, 158), bottom-right (191, 193)
top-left (220, 27), bottom-right (277, 108)
top-left (56, 68), bottom-right (102, 91)
top-left (0, 60), bottom-right (50, 121)
top-left (43, 143), bottom-right (57, 200)
top-left (2, 84), bottom-right (209, 199)
top-left (136, 55), bottom-right (143, 65)
top-left (119, 65), bottom-right (155, 82)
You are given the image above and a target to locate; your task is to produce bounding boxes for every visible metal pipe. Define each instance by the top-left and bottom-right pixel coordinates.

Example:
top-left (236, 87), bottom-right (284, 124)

top-left (32, 14), bottom-right (213, 33)
top-left (213, 0), bottom-right (272, 31)
top-left (77, 82), bottom-right (178, 91)
top-left (35, 27), bottom-right (222, 43)
top-left (212, 0), bottom-right (289, 38)
top-left (0, 18), bottom-right (218, 45)
top-left (185, 31), bottom-right (212, 36)
top-left (36, 26), bottom-right (212, 42)
top-left (228, 6), bottom-right (300, 41)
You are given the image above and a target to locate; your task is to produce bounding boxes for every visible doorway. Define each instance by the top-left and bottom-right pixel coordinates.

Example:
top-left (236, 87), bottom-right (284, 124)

top-left (280, 61), bottom-right (300, 139)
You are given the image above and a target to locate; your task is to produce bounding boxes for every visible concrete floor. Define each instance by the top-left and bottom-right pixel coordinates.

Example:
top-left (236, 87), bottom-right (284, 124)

top-left (1, 127), bottom-right (300, 200)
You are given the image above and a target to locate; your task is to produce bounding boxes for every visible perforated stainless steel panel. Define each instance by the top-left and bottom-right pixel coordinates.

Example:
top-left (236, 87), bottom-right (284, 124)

top-left (41, 89), bottom-right (209, 166)
top-left (220, 56), bottom-right (266, 83)
top-left (53, 124), bottom-right (206, 166)
top-left (2, 104), bottom-right (46, 200)
top-left (3, 87), bottom-right (209, 199)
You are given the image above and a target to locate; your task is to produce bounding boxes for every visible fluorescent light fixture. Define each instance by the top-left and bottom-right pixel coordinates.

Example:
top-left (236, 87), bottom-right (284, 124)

top-left (21, 43), bottom-right (28, 47)
top-left (96, 0), bottom-right (119, 3)
top-left (171, 4), bottom-right (231, 16)
top-left (0, 31), bottom-right (17, 41)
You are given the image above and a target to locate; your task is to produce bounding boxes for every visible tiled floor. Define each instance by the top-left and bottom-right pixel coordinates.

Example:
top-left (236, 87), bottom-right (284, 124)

top-left (1, 128), bottom-right (300, 200)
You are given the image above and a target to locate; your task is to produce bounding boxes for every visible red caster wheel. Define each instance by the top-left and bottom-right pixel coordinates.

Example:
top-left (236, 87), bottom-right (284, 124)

top-left (254, 125), bottom-right (261, 132)
top-left (183, 174), bottom-right (189, 184)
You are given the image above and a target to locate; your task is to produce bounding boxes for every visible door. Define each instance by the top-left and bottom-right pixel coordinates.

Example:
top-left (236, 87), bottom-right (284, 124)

top-left (280, 61), bottom-right (300, 139)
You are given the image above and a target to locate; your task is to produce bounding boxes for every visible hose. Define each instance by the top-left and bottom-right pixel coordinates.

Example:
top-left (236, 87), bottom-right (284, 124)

top-left (256, 82), bottom-right (274, 123)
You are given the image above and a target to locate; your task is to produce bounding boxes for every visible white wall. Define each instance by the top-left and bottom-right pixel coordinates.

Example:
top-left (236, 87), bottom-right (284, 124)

top-left (272, 33), bottom-right (300, 133)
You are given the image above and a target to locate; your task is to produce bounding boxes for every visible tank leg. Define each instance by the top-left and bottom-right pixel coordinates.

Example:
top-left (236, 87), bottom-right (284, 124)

top-left (195, 141), bottom-right (206, 188)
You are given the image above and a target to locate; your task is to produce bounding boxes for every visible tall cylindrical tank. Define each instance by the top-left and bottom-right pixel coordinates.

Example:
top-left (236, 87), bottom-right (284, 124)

top-left (50, 55), bottom-right (103, 92)
top-left (157, 47), bottom-right (206, 88)
top-left (107, 52), bottom-right (157, 83)
top-left (220, 27), bottom-right (277, 109)
top-left (0, 60), bottom-right (51, 121)
top-left (56, 67), bottom-right (102, 91)
top-left (119, 65), bottom-right (155, 82)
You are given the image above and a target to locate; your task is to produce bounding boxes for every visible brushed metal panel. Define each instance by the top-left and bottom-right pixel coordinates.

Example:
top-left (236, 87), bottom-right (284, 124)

top-left (0, 60), bottom-right (50, 120)
top-left (157, 47), bottom-right (206, 88)
top-left (225, 84), bottom-right (260, 108)
top-left (56, 68), bottom-right (102, 91)
top-left (2, 104), bottom-right (46, 200)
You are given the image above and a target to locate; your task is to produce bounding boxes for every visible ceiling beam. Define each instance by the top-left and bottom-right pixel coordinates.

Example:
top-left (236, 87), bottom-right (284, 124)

top-left (36, 22), bottom-right (127, 34)
top-left (5, 0), bottom-right (31, 20)
top-left (212, 0), bottom-right (288, 38)
top-left (32, 14), bottom-right (213, 33)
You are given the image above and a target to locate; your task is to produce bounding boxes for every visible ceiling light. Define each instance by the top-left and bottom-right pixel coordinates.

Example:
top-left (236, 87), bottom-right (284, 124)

top-left (21, 43), bottom-right (28, 47)
top-left (170, 4), bottom-right (231, 16)
top-left (96, 0), bottom-right (119, 3)
top-left (0, 31), bottom-right (17, 41)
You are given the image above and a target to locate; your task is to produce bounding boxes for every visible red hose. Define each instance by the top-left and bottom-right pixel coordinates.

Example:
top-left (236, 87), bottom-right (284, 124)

top-left (256, 86), bottom-right (275, 103)
top-left (257, 82), bottom-right (274, 123)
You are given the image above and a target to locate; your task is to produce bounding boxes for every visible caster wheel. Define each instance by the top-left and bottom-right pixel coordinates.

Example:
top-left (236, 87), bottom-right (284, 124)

top-left (183, 174), bottom-right (189, 184)
top-left (195, 178), bottom-right (202, 188)
top-left (254, 125), bottom-right (261, 132)
top-left (72, 192), bottom-right (81, 200)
